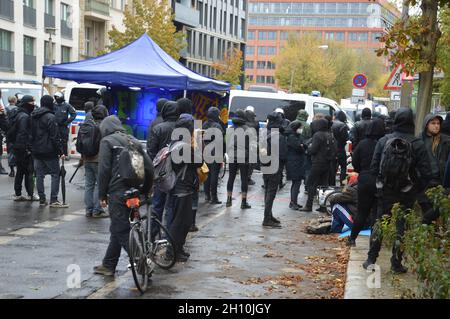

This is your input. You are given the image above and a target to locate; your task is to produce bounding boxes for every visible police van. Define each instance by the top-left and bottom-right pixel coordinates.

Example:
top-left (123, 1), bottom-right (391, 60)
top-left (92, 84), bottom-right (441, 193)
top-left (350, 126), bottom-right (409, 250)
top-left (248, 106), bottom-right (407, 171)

top-left (228, 89), bottom-right (354, 128)
top-left (0, 79), bottom-right (49, 107)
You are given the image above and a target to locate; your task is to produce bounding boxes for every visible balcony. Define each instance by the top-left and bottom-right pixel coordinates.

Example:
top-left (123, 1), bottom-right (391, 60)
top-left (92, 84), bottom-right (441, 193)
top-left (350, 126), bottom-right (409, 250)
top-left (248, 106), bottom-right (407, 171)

top-left (0, 0), bottom-right (14, 21)
top-left (174, 3), bottom-right (199, 28)
top-left (24, 54), bottom-right (36, 74)
top-left (23, 5), bottom-right (36, 27)
top-left (61, 20), bottom-right (72, 39)
top-left (85, 0), bottom-right (110, 20)
top-left (45, 13), bottom-right (55, 28)
top-left (0, 49), bottom-right (14, 71)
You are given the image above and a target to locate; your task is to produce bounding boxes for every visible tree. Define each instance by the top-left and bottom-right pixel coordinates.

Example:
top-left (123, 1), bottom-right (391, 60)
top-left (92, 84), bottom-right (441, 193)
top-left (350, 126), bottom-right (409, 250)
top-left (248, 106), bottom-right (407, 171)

top-left (437, 6), bottom-right (450, 106)
top-left (212, 47), bottom-right (244, 86)
top-left (376, 0), bottom-right (447, 135)
top-left (273, 34), bottom-right (336, 95)
top-left (105, 0), bottom-right (185, 60)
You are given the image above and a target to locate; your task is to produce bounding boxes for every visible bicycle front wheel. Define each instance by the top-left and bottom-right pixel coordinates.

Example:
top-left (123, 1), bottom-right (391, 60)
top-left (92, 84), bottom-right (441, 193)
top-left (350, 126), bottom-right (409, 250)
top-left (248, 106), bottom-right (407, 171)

top-left (129, 222), bottom-right (149, 294)
top-left (150, 217), bottom-right (176, 270)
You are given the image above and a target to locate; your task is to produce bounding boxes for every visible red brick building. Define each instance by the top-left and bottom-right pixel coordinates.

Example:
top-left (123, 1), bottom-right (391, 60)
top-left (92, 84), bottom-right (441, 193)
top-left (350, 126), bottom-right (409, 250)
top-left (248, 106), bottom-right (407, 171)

top-left (245, 0), bottom-right (400, 89)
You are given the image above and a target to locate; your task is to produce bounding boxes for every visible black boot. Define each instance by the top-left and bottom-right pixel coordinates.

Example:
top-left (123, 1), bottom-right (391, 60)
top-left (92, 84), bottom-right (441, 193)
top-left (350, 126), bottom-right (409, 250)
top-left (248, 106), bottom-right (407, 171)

top-left (9, 167), bottom-right (14, 177)
top-left (362, 258), bottom-right (377, 270)
top-left (241, 198), bottom-right (251, 209)
top-left (346, 238), bottom-right (356, 247)
top-left (210, 196), bottom-right (222, 205)
top-left (226, 195), bottom-right (232, 207)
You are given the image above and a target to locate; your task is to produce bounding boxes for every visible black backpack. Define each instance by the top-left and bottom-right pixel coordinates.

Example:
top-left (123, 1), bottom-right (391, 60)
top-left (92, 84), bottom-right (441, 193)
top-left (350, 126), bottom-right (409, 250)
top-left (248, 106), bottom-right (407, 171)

top-left (378, 137), bottom-right (414, 191)
top-left (325, 132), bottom-right (337, 161)
top-left (76, 119), bottom-right (101, 157)
top-left (116, 133), bottom-right (146, 188)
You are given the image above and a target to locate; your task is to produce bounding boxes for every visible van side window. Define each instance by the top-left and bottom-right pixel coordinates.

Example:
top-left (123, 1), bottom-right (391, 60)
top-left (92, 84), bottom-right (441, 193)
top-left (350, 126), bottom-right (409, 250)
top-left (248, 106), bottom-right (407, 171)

top-left (313, 102), bottom-right (334, 117)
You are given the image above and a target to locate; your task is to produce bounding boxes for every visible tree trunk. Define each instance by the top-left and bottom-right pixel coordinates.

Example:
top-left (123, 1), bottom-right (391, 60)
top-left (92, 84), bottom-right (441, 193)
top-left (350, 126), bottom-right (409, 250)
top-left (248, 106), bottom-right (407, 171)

top-left (414, 0), bottom-right (441, 136)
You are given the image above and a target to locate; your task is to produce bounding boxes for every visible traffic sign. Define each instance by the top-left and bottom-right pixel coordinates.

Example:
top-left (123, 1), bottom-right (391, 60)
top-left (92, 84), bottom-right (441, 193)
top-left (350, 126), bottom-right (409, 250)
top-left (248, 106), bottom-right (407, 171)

top-left (384, 65), bottom-right (403, 90)
top-left (352, 88), bottom-right (366, 97)
top-left (353, 73), bottom-right (368, 88)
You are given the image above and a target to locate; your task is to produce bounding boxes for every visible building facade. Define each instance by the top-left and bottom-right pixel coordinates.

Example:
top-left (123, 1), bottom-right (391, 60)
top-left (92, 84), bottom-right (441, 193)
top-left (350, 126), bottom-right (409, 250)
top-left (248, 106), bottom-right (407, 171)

top-left (0, 0), bottom-right (80, 82)
top-left (245, 0), bottom-right (400, 88)
top-left (172, 0), bottom-right (248, 83)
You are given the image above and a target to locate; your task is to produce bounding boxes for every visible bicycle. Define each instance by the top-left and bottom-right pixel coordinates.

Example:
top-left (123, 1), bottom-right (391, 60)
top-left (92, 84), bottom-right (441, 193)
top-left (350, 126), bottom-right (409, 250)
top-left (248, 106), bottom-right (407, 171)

top-left (125, 188), bottom-right (176, 294)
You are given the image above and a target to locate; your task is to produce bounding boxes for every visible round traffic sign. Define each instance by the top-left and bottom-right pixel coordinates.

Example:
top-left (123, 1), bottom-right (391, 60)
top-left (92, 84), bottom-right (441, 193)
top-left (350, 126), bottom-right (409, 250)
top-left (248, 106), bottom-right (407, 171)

top-left (353, 73), bottom-right (368, 88)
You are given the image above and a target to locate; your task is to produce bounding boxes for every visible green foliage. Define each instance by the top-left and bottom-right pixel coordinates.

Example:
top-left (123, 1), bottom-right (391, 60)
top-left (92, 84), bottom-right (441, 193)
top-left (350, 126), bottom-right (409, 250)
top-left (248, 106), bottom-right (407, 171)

top-left (104, 0), bottom-right (185, 60)
top-left (212, 48), bottom-right (244, 85)
top-left (378, 186), bottom-right (450, 298)
top-left (437, 6), bottom-right (450, 106)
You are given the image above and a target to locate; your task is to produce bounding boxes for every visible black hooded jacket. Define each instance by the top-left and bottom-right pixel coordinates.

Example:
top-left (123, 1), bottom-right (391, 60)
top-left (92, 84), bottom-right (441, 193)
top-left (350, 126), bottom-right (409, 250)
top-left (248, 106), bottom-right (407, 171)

top-left (421, 114), bottom-right (450, 184)
top-left (370, 107), bottom-right (431, 192)
top-left (352, 117), bottom-right (385, 174)
top-left (98, 116), bottom-right (153, 200)
top-left (331, 111), bottom-right (349, 150)
top-left (149, 98), bottom-right (169, 132)
top-left (308, 119), bottom-right (336, 167)
top-left (227, 110), bottom-right (253, 162)
top-left (203, 107), bottom-right (225, 160)
top-left (31, 107), bottom-right (62, 159)
top-left (286, 120), bottom-right (305, 181)
top-left (263, 112), bottom-right (288, 167)
top-left (146, 101), bottom-right (179, 160)
top-left (350, 116), bottom-right (373, 149)
top-left (7, 107), bottom-right (32, 155)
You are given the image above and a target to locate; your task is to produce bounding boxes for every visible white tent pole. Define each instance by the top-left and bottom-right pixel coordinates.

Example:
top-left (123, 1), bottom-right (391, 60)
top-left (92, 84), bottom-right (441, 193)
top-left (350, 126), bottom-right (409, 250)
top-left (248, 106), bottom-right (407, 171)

top-left (183, 90), bottom-right (187, 98)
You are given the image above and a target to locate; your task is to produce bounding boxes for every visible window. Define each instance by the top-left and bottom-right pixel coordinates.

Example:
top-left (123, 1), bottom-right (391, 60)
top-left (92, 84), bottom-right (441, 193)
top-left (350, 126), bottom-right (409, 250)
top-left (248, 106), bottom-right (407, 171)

top-left (186, 29), bottom-right (192, 54)
top-left (198, 33), bottom-right (203, 57)
top-left (258, 46), bottom-right (266, 55)
top-left (246, 75), bottom-right (254, 82)
top-left (223, 12), bottom-right (226, 33)
top-left (268, 31), bottom-right (276, 40)
top-left (241, 18), bottom-right (245, 39)
top-left (61, 3), bottom-right (70, 22)
top-left (229, 14), bottom-right (233, 35)
top-left (199, 2), bottom-right (203, 25)
top-left (234, 16), bottom-right (238, 36)
top-left (258, 31), bottom-right (266, 40)
top-left (313, 102), bottom-right (334, 117)
top-left (61, 46), bottom-right (71, 63)
top-left (257, 61), bottom-right (265, 69)
top-left (204, 3), bottom-right (208, 27)
top-left (23, 0), bottom-right (33, 7)
top-left (349, 32), bottom-right (368, 42)
top-left (23, 36), bottom-right (34, 56)
top-left (372, 32), bottom-right (383, 42)
top-left (203, 34), bottom-right (207, 57)
top-left (213, 7), bottom-right (217, 29)
top-left (266, 76), bottom-right (275, 84)
top-left (248, 31), bottom-right (255, 40)
top-left (267, 61), bottom-right (275, 69)
top-left (256, 76), bottom-right (265, 83)
top-left (336, 32), bottom-right (344, 41)
top-left (45, 0), bottom-right (54, 15)
top-left (210, 36), bottom-right (214, 59)
top-left (267, 47), bottom-right (276, 55)
top-left (325, 32), bottom-right (334, 41)
top-left (0, 29), bottom-right (12, 51)
top-left (44, 41), bottom-right (55, 64)
top-left (245, 46), bottom-right (254, 55)
top-left (245, 60), bottom-right (254, 69)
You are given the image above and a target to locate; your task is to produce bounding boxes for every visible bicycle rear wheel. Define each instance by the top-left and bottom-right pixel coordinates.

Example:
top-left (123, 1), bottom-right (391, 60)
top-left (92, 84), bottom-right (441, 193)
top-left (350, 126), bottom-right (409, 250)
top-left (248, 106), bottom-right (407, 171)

top-left (150, 217), bottom-right (176, 270)
top-left (129, 222), bottom-right (149, 293)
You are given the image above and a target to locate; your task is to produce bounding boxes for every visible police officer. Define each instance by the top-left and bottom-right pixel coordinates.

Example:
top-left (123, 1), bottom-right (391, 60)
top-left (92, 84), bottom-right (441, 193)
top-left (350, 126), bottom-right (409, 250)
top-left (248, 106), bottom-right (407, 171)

top-left (54, 92), bottom-right (76, 156)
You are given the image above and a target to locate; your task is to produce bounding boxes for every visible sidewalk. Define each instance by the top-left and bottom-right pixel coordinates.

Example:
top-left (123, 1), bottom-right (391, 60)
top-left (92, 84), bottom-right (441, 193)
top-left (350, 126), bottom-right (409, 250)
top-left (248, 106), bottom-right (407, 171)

top-left (344, 237), bottom-right (418, 299)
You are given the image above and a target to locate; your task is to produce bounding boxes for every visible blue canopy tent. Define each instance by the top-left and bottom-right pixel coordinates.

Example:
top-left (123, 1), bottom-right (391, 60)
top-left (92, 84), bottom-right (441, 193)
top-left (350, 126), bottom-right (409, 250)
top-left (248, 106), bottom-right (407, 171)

top-left (43, 33), bottom-right (230, 91)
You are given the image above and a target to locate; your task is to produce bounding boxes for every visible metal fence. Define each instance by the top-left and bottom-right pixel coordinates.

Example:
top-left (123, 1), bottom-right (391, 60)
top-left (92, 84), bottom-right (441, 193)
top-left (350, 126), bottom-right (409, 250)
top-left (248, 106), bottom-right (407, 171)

top-left (0, 0), bottom-right (14, 20)
top-left (24, 54), bottom-right (36, 74)
top-left (0, 49), bottom-right (14, 71)
top-left (23, 5), bottom-right (36, 27)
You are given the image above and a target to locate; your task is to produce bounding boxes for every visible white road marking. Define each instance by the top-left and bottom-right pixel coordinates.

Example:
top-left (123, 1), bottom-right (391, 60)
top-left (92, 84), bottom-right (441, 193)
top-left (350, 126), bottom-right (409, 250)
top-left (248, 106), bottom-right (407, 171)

top-left (9, 228), bottom-right (43, 236)
top-left (87, 272), bottom-right (133, 299)
top-left (34, 221), bottom-right (62, 228)
top-left (57, 215), bottom-right (82, 222)
top-left (0, 236), bottom-right (18, 245)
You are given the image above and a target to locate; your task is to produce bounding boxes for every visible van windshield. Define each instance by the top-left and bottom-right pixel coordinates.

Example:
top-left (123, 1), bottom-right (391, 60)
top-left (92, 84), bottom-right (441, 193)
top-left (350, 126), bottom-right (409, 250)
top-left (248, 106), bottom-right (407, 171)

top-left (69, 88), bottom-right (100, 111)
top-left (229, 96), bottom-right (305, 122)
top-left (0, 88), bottom-right (44, 107)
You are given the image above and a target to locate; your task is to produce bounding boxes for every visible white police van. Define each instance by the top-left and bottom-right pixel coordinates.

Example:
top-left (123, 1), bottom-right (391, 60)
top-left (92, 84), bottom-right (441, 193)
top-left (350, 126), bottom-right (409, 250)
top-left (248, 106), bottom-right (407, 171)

top-left (228, 89), bottom-right (354, 128)
top-left (0, 79), bottom-right (49, 107)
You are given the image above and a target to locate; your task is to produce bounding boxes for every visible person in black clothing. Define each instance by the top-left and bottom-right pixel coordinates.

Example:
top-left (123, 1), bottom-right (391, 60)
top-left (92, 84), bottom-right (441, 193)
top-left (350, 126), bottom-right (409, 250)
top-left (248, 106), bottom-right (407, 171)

top-left (350, 107), bottom-right (372, 149)
top-left (0, 100), bottom-right (8, 175)
top-left (301, 118), bottom-right (336, 212)
top-left (146, 101), bottom-right (179, 235)
top-left (31, 95), bottom-right (65, 207)
top-left (7, 95), bottom-right (37, 201)
top-left (94, 115), bottom-right (153, 276)
top-left (168, 114), bottom-right (203, 262)
top-left (331, 111), bottom-right (349, 186)
top-left (203, 106), bottom-right (225, 204)
top-left (418, 114), bottom-right (450, 224)
top-left (177, 97), bottom-right (193, 115)
top-left (245, 107), bottom-right (259, 186)
top-left (441, 112), bottom-right (450, 136)
top-left (363, 107), bottom-right (431, 274)
top-left (148, 98), bottom-right (168, 133)
top-left (275, 108), bottom-right (290, 189)
top-left (347, 118), bottom-right (385, 246)
top-left (261, 112), bottom-right (285, 228)
top-left (286, 120), bottom-right (305, 210)
top-left (54, 92), bottom-right (77, 156)
top-left (226, 109), bottom-right (254, 209)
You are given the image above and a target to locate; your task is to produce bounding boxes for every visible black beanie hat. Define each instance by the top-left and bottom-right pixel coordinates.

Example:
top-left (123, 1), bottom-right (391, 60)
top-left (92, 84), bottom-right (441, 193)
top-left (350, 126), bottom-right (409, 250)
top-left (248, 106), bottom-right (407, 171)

top-left (40, 95), bottom-right (54, 109)
top-left (361, 108), bottom-right (372, 119)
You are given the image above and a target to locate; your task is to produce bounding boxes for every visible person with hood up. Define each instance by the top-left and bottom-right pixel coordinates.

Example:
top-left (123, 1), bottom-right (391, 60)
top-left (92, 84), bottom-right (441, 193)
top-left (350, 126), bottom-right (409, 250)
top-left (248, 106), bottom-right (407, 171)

top-left (148, 98), bottom-right (168, 132)
top-left (177, 97), bottom-right (193, 115)
top-left (226, 109), bottom-right (254, 209)
top-left (31, 95), bottom-right (65, 207)
top-left (261, 112), bottom-right (286, 228)
top-left (53, 92), bottom-right (77, 156)
top-left (350, 107), bottom-right (372, 149)
top-left (363, 107), bottom-right (431, 274)
top-left (347, 118), bottom-right (385, 247)
top-left (331, 111), bottom-right (349, 186)
top-left (168, 114), bottom-right (203, 262)
top-left (296, 109), bottom-right (312, 192)
top-left (275, 108), bottom-right (290, 189)
top-left (301, 118), bottom-right (336, 212)
top-left (203, 106), bottom-right (225, 204)
top-left (146, 101), bottom-right (180, 236)
top-left (245, 106), bottom-right (260, 186)
top-left (418, 114), bottom-right (450, 224)
top-left (286, 120), bottom-right (305, 210)
top-left (6, 95), bottom-right (38, 201)
top-left (5, 95), bottom-right (18, 177)
top-left (83, 101), bottom-right (95, 121)
top-left (78, 105), bottom-right (109, 218)
top-left (94, 115), bottom-right (153, 276)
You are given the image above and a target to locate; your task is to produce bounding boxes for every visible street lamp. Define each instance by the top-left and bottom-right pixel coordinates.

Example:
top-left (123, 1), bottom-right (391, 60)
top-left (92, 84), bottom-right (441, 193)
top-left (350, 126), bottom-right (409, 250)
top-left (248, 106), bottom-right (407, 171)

top-left (45, 27), bottom-right (57, 95)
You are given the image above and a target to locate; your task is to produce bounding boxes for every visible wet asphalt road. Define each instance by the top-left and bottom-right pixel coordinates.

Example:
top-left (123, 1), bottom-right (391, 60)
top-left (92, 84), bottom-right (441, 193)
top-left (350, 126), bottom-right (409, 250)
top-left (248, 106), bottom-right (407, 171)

top-left (0, 157), bottom-right (345, 299)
